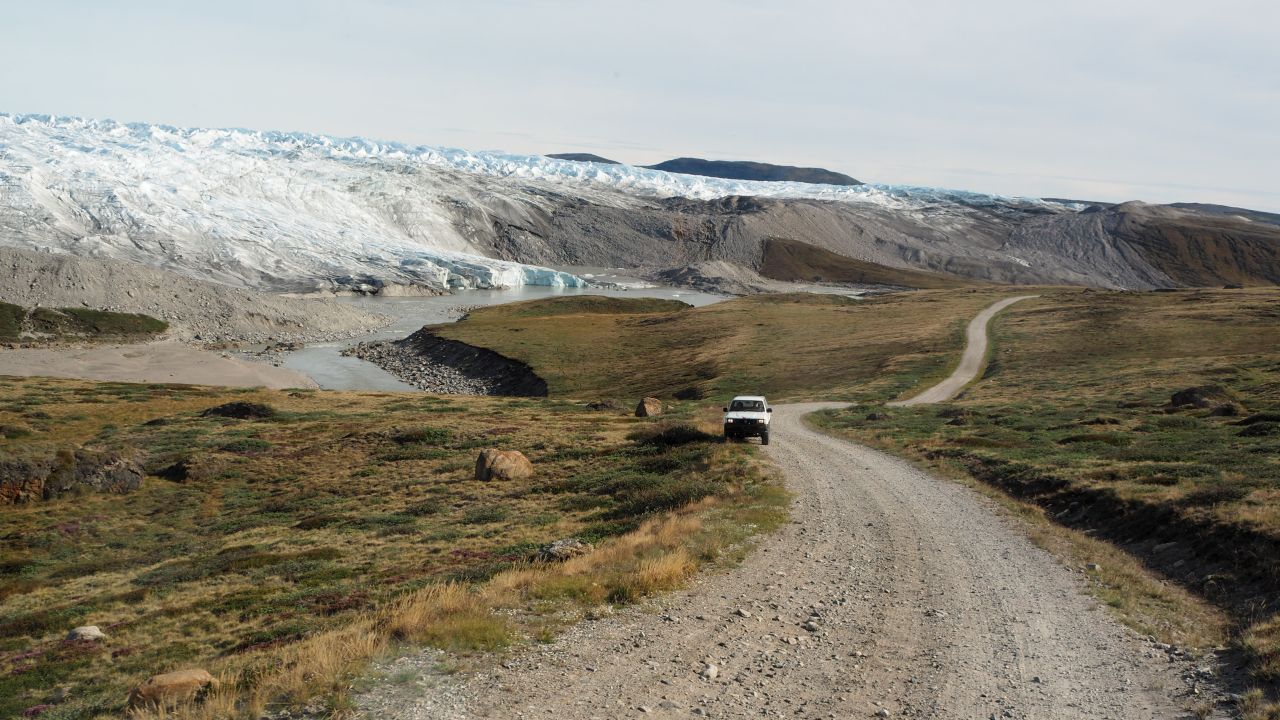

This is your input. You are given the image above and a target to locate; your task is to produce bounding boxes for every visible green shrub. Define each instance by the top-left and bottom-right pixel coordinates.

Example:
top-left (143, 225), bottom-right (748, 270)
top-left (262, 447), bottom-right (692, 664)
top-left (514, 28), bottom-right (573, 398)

top-left (392, 427), bottom-right (452, 445)
top-left (462, 505), bottom-right (509, 525)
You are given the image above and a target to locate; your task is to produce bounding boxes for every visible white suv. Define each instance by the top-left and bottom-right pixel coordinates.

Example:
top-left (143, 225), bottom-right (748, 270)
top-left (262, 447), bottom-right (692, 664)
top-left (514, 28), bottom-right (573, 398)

top-left (723, 396), bottom-right (772, 445)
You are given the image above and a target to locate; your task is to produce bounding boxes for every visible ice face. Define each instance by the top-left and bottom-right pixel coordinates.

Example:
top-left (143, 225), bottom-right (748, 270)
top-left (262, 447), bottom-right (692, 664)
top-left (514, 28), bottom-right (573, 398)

top-left (0, 113), bottom-right (1072, 291)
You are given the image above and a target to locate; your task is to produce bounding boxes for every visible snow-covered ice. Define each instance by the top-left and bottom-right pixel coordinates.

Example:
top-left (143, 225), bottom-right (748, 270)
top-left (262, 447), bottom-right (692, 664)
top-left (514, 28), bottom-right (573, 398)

top-left (0, 113), bottom-right (1073, 291)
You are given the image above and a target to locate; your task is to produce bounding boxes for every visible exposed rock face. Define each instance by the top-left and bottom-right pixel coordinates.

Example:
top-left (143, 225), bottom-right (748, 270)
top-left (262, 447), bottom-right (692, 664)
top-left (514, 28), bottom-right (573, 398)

top-left (0, 457), bottom-right (46, 504)
top-left (344, 329), bottom-right (548, 396)
top-left (475, 449), bottom-right (534, 481)
top-left (0, 448), bottom-right (143, 504)
top-left (635, 397), bottom-right (663, 417)
top-left (127, 669), bottom-right (220, 709)
top-left (536, 538), bottom-right (594, 562)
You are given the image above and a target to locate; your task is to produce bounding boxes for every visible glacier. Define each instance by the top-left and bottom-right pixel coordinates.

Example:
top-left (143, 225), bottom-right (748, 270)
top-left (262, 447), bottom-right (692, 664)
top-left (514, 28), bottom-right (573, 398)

top-left (0, 112), bottom-right (1074, 292)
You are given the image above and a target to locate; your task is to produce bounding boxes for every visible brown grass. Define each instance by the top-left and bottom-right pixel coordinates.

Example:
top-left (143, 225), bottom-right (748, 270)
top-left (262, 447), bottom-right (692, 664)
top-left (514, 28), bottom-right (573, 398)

top-left (435, 288), bottom-right (1016, 401)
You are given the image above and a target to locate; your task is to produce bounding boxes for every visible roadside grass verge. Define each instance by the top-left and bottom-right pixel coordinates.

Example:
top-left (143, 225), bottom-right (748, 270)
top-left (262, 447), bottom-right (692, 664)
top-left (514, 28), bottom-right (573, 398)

top-left (813, 287), bottom-right (1280, 711)
top-left (0, 378), bottom-right (783, 719)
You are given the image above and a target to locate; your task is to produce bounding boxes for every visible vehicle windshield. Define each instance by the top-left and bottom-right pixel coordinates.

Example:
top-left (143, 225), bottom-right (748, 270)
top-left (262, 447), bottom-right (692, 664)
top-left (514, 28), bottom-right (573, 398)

top-left (730, 400), bottom-right (765, 412)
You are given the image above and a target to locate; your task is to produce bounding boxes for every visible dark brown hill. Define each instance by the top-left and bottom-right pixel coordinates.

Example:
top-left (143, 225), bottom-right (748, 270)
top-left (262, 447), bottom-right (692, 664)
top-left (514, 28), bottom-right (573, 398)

top-left (760, 238), bottom-right (973, 289)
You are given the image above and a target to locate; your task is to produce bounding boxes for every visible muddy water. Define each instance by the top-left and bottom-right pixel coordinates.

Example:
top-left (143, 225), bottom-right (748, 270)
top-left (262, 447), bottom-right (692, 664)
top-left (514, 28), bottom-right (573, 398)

top-left (284, 282), bottom-right (726, 391)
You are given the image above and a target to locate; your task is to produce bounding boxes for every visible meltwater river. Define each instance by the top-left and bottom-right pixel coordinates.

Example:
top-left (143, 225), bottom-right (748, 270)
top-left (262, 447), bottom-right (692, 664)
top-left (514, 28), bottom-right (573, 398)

top-left (283, 275), bottom-right (727, 392)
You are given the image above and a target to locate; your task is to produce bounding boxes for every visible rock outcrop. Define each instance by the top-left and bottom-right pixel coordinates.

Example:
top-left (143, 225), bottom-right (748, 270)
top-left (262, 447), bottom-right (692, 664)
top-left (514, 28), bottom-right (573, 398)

top-left (536, 538), bottom-right (594, 562)
top-left (1, 448), bottom-right (143, 504)
top-left (475, 449), bottom-right (534, 481)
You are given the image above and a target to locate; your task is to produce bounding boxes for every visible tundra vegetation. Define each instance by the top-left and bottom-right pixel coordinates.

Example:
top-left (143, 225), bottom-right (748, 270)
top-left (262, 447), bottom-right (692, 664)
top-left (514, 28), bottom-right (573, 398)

top-left (6, 286), bottom-right (1280, 718)
top-left (432, 290), bottom-right (1009, 401)
top-left (440, 286), bottom-right (1280, 715)
top-left (0, 379), bottom-right (782, 719)
top-left (812, 287), bottom-right (1280, 716)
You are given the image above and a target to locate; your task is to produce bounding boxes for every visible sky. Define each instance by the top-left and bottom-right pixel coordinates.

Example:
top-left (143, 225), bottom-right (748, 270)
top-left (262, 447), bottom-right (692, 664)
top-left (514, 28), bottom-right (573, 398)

top-left (3, 0), bottom-right (1277, 210)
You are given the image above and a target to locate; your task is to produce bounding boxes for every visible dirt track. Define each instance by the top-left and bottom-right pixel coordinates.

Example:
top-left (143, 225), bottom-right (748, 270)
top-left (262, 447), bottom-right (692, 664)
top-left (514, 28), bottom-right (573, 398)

top-left (888, 295), bottom-right (1037, 406)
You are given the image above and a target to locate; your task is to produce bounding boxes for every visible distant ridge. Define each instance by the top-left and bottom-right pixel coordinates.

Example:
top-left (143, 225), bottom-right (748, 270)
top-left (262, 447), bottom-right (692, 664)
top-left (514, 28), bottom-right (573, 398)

top-left (546, 152), bottom-right (861, 186)
top-left (645, 157), bottom-right (861, 186)
top-left (546, 153), bottom-right (620, 164)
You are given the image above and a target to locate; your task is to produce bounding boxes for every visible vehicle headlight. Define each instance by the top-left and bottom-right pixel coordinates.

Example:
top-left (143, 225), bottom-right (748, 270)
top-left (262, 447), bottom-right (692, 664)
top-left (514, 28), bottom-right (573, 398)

top-left (725, 419), bottom-right (734, 423)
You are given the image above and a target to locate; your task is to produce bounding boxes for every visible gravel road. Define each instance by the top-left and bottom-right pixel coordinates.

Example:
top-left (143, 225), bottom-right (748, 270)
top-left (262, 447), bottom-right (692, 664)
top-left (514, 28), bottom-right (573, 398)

top-left (355, 296), bottom-right (1210, 719)
top-left (888, 295), bottom-right (1037, 406)
top-left (359, 403), bottom-right (1197, 720)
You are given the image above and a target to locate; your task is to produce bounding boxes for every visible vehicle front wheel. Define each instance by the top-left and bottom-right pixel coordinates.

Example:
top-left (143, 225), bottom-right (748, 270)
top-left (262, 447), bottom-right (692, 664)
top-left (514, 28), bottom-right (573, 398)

top-left (761, 432), bottom-right (770, 446)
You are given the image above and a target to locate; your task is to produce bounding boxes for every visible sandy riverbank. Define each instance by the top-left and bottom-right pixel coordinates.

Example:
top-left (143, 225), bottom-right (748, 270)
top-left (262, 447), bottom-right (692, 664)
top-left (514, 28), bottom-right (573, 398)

top-left (0, 341), bottom-right (316, 389)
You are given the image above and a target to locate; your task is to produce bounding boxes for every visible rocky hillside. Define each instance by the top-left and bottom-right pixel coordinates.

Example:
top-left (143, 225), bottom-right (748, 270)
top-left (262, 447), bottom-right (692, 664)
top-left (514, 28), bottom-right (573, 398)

top-left (0, 247), bottom-right (384, 343)
top-left (0, 302), bottom-right (167, 343)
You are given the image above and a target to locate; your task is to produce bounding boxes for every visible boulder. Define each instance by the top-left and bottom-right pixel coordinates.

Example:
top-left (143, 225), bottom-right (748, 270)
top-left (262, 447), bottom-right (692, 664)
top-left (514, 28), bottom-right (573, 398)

top-left (474, 449), bottom-right (534, 481)
top-left (127, 669), bottom-right (220, 708)
top-left (536, 538), bottom-right (594, 562)
top-left (635, 397), bottom-right (663, 417)
top-left (65, 625), bottom-right (107, 642)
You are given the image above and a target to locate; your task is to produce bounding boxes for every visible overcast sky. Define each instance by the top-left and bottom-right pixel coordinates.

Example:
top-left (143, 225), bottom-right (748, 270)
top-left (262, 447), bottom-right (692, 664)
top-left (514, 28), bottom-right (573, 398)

top-left (3, 0), bottom-right (1277, 210)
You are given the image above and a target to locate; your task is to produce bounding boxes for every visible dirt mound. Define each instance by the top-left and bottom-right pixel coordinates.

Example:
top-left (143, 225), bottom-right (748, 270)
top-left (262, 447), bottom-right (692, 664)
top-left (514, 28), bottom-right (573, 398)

top-left (1168, 385), bottom-right (1238, 410)
top-left (649, 261), bottom-right (780, 295)
top-left (200, 402), bottom-right (277, 419)
top-left (0, 247), bottom-right (385, 343)
top-left (344, 330), bottom-right (548, 396)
